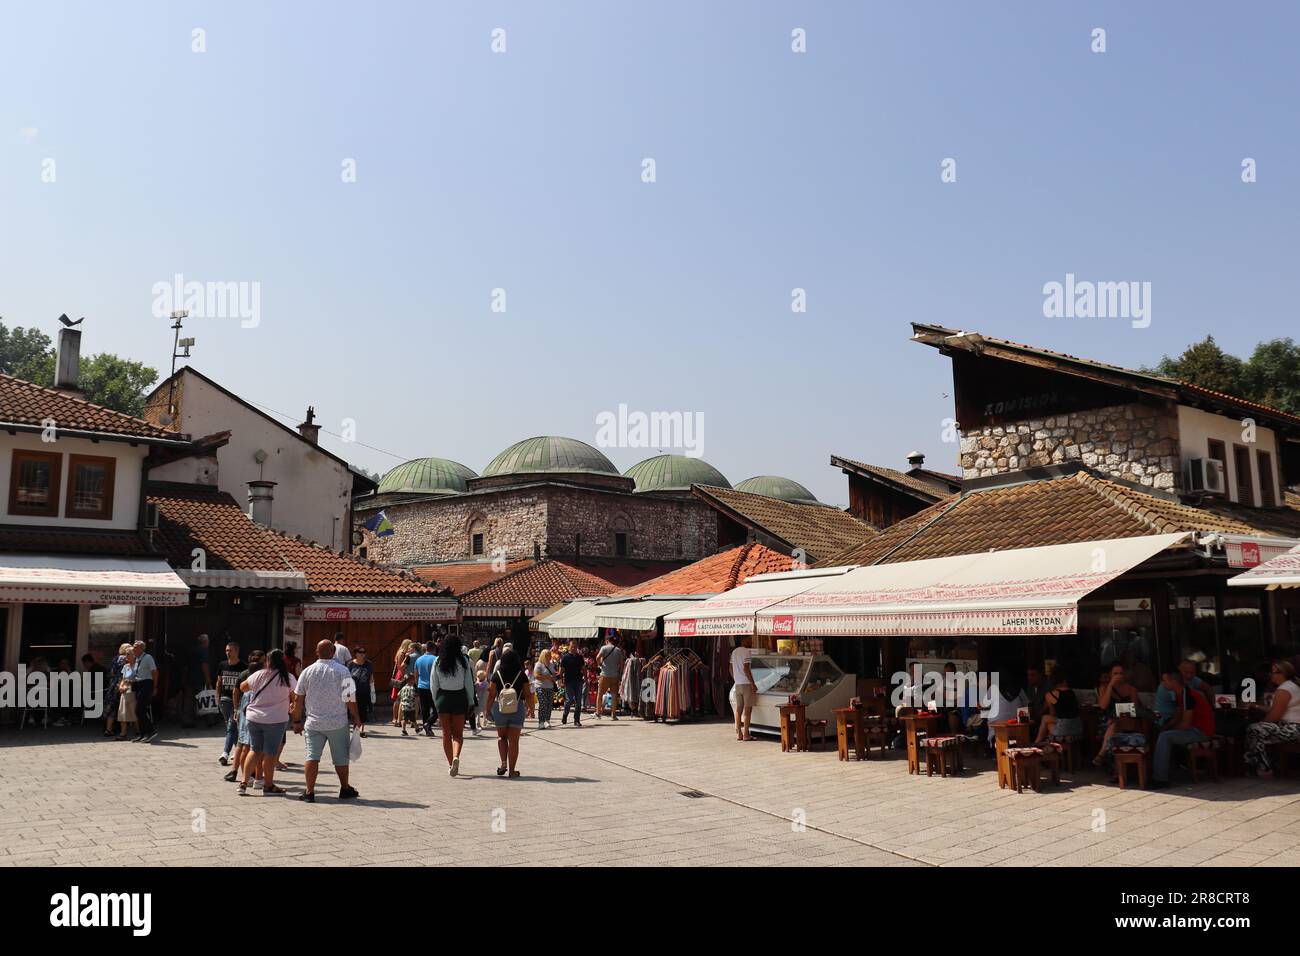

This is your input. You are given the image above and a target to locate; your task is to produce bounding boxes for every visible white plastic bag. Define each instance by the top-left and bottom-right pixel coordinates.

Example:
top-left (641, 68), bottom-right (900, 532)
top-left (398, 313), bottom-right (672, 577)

top-left (348, 727), bottom-right (363, 763)
top-left (195, 688), bottom-right (219, 717)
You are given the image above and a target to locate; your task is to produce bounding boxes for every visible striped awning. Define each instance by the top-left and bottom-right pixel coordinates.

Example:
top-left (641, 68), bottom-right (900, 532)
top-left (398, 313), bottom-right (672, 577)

top-left (592, 597), bottom-right (705, 631)
top-left (0, 554), bottom-right (190, 606)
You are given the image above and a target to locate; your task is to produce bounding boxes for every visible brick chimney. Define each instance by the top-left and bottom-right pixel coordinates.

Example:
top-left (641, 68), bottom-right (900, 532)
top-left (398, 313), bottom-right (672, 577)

top-left (297, 406), bottom-right (320, 445)
top-left (53, 325), bottom-right (83, 395)
top-left (906, 450), bottom-right (925, 469)
top-left (247, 480), bottom-right (276, 526)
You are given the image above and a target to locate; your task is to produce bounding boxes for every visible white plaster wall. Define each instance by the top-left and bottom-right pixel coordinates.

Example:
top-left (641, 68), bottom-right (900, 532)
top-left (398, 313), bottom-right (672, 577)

top-left (172, 372), bottom-right (353, 547)
top-left (0, 431), bottom-right (146, 530)
top-left (1176, 404), bottom-right (1280, 503)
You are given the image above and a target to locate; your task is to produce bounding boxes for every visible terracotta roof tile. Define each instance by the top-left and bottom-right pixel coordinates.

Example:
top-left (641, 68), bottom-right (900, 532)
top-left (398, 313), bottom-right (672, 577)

top-left (612, 543), bottom-right (799, 596)
top-left (412, 560), bottom-right (534, 595)
top-left (458, 559), bottom-right (666, 610)
top-left (0, 372), bottom-right (178, 440)
top-left (692, 485), bottom-right (876, 562)
top-left (832, 454), bottom-right (961, 500)
top-left (146, 484), bottom-right (440, 596)
top-left (821, 470), bottom-right (1281, 567)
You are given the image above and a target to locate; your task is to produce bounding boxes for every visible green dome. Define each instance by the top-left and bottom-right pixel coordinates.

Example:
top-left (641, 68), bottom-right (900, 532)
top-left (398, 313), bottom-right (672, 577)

top-left (377, 458), bottom-right (477, 496)
top-left (625, 454), bottom-right (730, 493)
top-left (735, 475), bottom-right (819, 504)
top-left (481, 436), bottom-right (619, 478)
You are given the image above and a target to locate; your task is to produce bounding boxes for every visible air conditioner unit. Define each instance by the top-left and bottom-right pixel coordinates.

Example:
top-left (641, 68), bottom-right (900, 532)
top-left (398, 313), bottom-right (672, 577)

top-left (1184, 458), bottom-right (1226, 494)
top-left (143, 502), bottom-right (161, 529)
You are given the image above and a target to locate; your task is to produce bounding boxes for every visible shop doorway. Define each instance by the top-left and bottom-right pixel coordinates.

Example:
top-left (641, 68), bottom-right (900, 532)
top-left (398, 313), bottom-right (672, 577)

top-left (20, 603), bottom-right (79, 668)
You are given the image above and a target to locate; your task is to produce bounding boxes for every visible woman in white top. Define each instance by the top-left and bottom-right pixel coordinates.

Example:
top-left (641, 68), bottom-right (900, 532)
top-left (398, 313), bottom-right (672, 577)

top-left (431, 635), bottom-right (477, 777)
top-left (1244, 660), bottom-right (1300, 777)
top-left (980, 675), bottom-right (1029, 746)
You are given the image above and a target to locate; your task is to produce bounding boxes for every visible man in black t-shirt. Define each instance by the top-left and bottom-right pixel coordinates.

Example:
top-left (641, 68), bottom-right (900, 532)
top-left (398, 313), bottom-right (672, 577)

top-left (216, 642), bottom-right (245, 766)
top-left (559, 643), bottom-right (586, 727)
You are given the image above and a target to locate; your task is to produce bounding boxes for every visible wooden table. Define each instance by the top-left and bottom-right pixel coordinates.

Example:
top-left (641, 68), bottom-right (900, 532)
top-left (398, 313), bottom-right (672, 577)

top-left (779, 704), bottom-right (809, 753)
top-left (994, 721), bottom-right (1031, 789)
top-left (901, 713), bottom-right (941, 774)
top-left (834, 706), bottom-right (866, 761)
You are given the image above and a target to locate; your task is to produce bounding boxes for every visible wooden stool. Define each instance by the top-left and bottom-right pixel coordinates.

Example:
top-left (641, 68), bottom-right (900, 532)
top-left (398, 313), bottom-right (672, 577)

top-left (923, 735), bottom-right (962, 777)
top-left (1277, 741), bottom-right (1300, 778)
top-left (1186, 737), bottom-right (1221, 783)
top-left (1006, 747), bottom-right (1042, 792)
top-left (779, 705), bottom-right (808, 753)
top-left (805, 719), bottom-right (829, 752)
top-left (835, 708), bottom-right (862, 761)
top-left (861, 717), bottom-right (890, 758)
top-left (1052, 735), bottom-right (1082, 772)
top-left (1037, 742), bottom-right (1063, 785)
top-left (1113, 746), bottom-right (1147, 790)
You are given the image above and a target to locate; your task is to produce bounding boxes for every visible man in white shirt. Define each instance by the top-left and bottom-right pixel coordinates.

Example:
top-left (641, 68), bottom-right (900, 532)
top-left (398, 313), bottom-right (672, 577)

top-left (293, 640), bottom-right (361, 802)
top-left (333, 632), bottom-right (351, 666)
top-left (131, 640), bottom-right (159, 742)
top-left (731, 636), bottom-right (757, 741)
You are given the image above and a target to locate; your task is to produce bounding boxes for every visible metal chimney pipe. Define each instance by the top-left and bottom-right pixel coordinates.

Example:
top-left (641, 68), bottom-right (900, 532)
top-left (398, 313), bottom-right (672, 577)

top-left (247, 480), bottom-right (277, 526)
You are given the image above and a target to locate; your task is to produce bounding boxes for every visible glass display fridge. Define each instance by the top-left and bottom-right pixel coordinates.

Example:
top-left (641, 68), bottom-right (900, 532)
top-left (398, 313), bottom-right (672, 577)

top-left (741, 654), bottom-right (856, 735)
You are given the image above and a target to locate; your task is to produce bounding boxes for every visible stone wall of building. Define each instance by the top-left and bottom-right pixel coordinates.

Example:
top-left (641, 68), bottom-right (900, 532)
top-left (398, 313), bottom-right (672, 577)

top-left (959, 401), bottom-right (1180, 490)
top-left (356, 485), bottom-right (718, 567)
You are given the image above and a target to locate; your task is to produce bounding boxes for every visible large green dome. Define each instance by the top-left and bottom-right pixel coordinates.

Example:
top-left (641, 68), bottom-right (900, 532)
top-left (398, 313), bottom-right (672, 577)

top-left (377, 458), bottom-right (477, 496)
top-left (735, 475), bottom-right (819, 504)
top-left (625, 454), bottom-right (730, 493)
top-left (481, 436), bottom-right (619, 478)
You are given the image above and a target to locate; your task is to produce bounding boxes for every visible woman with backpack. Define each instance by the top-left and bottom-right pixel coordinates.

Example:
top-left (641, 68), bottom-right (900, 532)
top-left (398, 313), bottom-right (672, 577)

top-left (485, 649), bottom-right (533, 778)
top-left (431, 634), bottom-right (477, 777)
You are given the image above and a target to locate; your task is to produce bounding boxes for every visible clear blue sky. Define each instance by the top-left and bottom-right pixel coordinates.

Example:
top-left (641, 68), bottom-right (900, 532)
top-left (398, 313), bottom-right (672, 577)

top-left (3, 2), bottom-right (1297, 506)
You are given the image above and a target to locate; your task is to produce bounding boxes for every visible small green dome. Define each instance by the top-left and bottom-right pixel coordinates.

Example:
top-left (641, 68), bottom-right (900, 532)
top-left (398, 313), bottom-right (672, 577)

top-left (482, 436), bottom-right (619, 478)
top-left (625, 454), bottom-right (730, 493)
top-left (735, 475), bottom-right (819, 504)
top-left (377, 458), bottom-right (477, 496)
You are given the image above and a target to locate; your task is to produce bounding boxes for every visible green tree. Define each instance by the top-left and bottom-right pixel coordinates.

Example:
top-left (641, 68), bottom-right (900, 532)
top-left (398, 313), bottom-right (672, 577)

top-left (1243, 338), bottom-right (1300, 416)
top-left (1153, 336), bottom-right (1248, 396)
top-left (0, 318), bottom-right (157, 416)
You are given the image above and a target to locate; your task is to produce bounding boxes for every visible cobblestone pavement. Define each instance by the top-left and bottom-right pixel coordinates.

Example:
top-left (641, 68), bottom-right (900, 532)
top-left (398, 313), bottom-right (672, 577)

top-left (2, 716), bottom-right (1298, 866)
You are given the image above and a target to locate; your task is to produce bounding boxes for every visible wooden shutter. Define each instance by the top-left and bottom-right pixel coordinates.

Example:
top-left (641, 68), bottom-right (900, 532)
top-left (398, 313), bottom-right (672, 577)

top-left (1258, 450), bottom-right (1276, 508)
top-left (1233, 445), bottom-right (1255, 506)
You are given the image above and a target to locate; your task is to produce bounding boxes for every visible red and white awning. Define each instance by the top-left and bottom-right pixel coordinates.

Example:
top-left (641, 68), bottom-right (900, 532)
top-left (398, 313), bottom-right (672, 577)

top-left (0, 554), bottom-right (190, 606)
top-left (752, 533), bottom-right (1189, 637)
top-left (1228, 544), bottom-right (1300, 590)
top-left (663, 566), bottom-right (856, 637)
top-left (303, 601), bottom-right (459, 622)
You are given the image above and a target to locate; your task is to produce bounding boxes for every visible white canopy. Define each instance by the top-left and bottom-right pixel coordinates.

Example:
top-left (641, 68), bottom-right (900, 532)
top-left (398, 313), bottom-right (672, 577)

top-left (663, 566), bottom-right (857, 637)
top-left (592, 597), bottom-right (705, 631)
top-left (1228, 544), bottom-right (1300, 590)
top-left (0, 554), bottom-right (191, 606)
top-left (753, 533), bottom-right (1189, 637)
top-left (537, 600), bottom-right (602, 639)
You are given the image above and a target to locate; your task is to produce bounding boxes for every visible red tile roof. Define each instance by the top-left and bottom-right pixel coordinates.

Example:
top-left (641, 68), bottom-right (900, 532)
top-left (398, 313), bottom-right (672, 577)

top-left (831, 455), bottom-right (961, 500)
top-left (613, 544), bottom-right (799, 596)
top-left (692, 485), bottom-right (877, 562)
top-left (412, 560), bottom-right (534, 595)
top-left (146, 484), bottom-right (440, 596)
top-left (458, 559), bottom-right (645, 611)
top-left (0, 372), bottom-right (180, 440)
top-left (821, 469), bottom-right (1284, 567)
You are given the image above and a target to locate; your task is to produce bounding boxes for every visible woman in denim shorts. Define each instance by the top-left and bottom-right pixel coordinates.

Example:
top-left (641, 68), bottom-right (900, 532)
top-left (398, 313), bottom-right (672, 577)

top-left (485, 650), bottom-right (532, 778)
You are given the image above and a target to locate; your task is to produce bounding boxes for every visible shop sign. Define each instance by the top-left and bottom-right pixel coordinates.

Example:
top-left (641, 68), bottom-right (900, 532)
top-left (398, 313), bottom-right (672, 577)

top-left (1240, 542), bottom-right (1262, 568)
top-left (771, 614), bottom-right (795, 635)
top-left (1113, 598), bottom-right (1151, 612)
top-left (675, 619), bottom-right (697, 637)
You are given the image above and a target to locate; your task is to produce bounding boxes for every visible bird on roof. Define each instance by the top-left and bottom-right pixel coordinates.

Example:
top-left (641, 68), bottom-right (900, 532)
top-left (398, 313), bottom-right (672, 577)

top-left (58, 314), bottom-right (84, 327)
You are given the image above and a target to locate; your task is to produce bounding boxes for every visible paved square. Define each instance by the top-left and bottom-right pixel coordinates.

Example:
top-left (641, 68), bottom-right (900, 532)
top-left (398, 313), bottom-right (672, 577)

top-left (3, 717), bottom-right (1298, 866)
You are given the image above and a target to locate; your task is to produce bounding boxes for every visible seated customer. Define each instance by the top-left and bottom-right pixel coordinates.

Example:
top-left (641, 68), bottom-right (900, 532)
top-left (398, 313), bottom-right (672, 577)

top-left (1150, 669), bottom-right (1215, 789)
top-left (1034, 668), bottom-right (1083, 743)
top-left (1244, 660), bottom-right (1300, 779)
top-left (1093, 662), bottom-right (1142, 766)
top-left (981, 674), bottom-right (1028, 748)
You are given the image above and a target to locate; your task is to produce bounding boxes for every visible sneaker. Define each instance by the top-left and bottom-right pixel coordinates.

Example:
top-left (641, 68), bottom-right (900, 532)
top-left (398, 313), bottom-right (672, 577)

top-left (254, 779), bottom-right (264, 790)
top-left (472, 727), bottom-right (481, 737)
top-left (401, 728), bottom-right (408, 736)
top-left (298, 792), bottom-right (315, 803)
top-left (338, 786), bottom-right (359, 799)
top-left (223, 770), bottom-right (238, 782)
top-left (450, 757), bottom-right (459, 778)
top-left (219, 754), bottom-right (229, 766)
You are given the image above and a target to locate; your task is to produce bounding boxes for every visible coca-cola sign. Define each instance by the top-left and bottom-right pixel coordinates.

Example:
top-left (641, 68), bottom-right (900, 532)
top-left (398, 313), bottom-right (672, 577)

top-left (1241, 542), bottom-right (1262, 568)
top-left (324, 608), bottom-right (351, 621)
top-left (676, 619), bottom-right (697, 637)
top-left (772, 614), bottom-right (795, 635)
